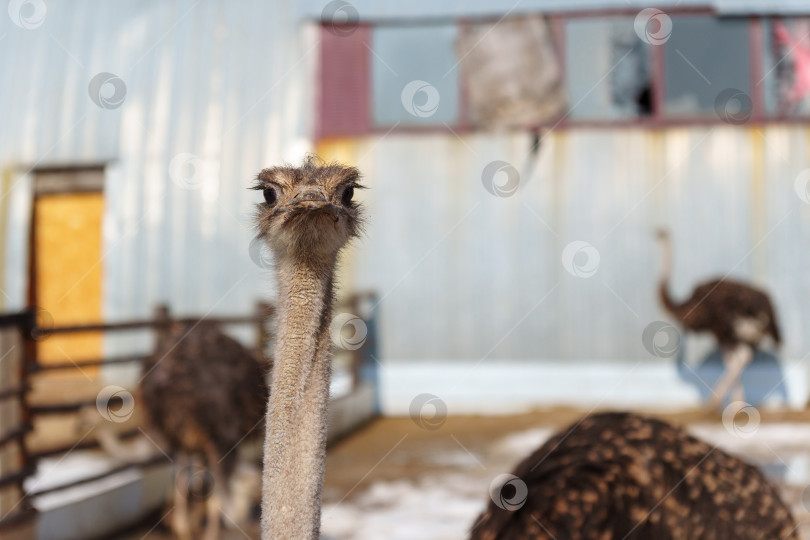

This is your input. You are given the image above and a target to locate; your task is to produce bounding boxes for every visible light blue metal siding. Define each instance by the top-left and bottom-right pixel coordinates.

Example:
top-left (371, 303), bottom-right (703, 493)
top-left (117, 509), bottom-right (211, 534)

top-left (2, 1), bottom-right (810, 375)
top-left (351, 127), bottom-right (810, 363)
top-left (0, 0), bottom-right (312, 362)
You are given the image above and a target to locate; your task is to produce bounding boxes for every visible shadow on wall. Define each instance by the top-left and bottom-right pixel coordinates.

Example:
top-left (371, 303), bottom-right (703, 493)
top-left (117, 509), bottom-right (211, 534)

top-left (676, 346), bottom-right (789, 406)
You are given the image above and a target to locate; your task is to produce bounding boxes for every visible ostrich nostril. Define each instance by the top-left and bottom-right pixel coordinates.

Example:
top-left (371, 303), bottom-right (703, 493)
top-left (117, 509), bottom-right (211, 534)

top-left (299, 190), bottom-right (326, 202)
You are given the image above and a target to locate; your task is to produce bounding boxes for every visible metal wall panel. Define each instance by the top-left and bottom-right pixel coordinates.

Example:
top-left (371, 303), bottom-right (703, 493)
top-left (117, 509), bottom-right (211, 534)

top-left (2, 1), bottom-right (809, 376)
top-left (0, 0), bottom-right (314, 363)
top-left (349, 126), bottom-right (810, 364)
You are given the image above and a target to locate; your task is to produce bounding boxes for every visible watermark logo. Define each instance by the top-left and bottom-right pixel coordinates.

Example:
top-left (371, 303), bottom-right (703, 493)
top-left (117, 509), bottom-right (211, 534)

top-left (169, 153), bottom-right (205, 190)
top-left (794, 169), bottom-right (810, 204)
top-left (179, 463), bottom-right (214, 501)
top-left (801, 485), bottom-right (810, 512)
top-left (401, 80), bottom-right (440, 118)
top-left (409, 393), bottom-right (447, 430)
top-left (330, 312), bottom-right (367, 350)
top-left (642, 321), bottom-right (681, 358)
top-left (481, 161), bottom-right (520, 198)
top-left (88, 72), bottom-right (127, 109)
top-left (634, 8), bottom-right (672, 45)
top-left (714, 88), bottom-right (752, 125)
top-left (8, 0), bottom-right (46, 29)
top-left (96, 385), bottom-right (135, 423)
top-left (321, 0), bottom-right (358, 37)
top-left (30, 306), bottom-right (53, 341)
top-left (489, 474), bottom-right (528, 511)
top-left (721, 401), bottom-right (760, 439)
top-left (248, 236), bottom-right (273, 270)
top-left (561, 241), bottom-right (600, 278)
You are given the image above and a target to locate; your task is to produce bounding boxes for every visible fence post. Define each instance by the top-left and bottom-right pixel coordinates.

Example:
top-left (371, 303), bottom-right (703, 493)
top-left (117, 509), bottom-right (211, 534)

top-left (0, 309), bottom-right (40, 535)
top-left (153, 304), bottom-right (171, 349)
top-left (348, 295), bottom-right (362, 391)
top-left (19, 309), bottom-right (36, 477)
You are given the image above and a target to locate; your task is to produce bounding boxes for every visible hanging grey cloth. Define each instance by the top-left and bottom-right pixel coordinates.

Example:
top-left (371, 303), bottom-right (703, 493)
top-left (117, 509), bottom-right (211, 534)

top-left (456, 14), bottom-right (567, 129)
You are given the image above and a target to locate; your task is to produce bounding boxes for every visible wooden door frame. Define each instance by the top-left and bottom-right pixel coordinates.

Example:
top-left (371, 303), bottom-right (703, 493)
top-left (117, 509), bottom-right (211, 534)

top-left (26, 165), bottom-right (106, 312)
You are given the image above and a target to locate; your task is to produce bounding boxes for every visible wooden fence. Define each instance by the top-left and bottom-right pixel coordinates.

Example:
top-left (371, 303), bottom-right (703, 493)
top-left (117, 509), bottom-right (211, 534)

top-left (0, 292), bottom-right (377, 537)
top-left (0, 311), bottom-right (37, 538)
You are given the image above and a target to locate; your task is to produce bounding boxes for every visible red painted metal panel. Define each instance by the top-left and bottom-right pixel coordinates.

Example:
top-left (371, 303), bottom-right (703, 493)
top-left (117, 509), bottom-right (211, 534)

top-left (651, 36), bottom-right (666, 120)
top-left (318, 24), bottom-right (371, 138)
top-left (749, 17), bottom-right (765, 118)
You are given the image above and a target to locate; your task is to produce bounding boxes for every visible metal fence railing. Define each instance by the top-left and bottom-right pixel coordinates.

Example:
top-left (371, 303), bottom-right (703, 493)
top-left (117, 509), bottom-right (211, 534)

top-left (0, 292), bottom-right (377, 536)
top-left (0, 310), bottom-right (37, 536)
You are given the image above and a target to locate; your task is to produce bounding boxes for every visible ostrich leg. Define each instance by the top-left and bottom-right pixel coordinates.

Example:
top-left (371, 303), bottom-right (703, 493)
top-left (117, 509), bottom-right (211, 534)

top-left (707, 344), bottom-right (753, 409)
top-left (171, 454), bottom-right (193, 540)
top-left (202, 443), bottom-right (226, 540)
top-left (731, 345), bottom-right (753, 403)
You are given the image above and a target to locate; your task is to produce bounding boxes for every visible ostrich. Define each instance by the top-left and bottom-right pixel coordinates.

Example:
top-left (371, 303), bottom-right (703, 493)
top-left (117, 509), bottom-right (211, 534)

top-left (656, 229), bottom-right (781, 408)
top-left (140, 320), bottom-right (269, 540)
top-left (470, 411), bottom-right (798, 539)
top-left (252, 158), bottom-right (363, 539)
top-left (251, 161), bottom-right (795, 539)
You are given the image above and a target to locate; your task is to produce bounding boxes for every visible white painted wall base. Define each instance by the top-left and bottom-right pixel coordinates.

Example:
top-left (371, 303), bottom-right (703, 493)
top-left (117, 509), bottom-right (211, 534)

top-left (29, 386), bottom-right (377, 540)
top-left (377, 359), bottom-right (810, 415)
top-left (328, 382), bottom-right (377, 443)
top-left (34, 463), bottom-right (171, 540)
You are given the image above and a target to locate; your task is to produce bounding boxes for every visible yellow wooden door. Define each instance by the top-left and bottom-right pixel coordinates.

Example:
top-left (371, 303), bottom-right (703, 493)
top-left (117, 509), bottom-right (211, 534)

top-left (33, 190), bottom-right (104, 375)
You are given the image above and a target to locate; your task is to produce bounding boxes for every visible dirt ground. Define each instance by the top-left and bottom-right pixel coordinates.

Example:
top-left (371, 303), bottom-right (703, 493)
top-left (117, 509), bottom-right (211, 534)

top-left (128, 408), bottom-right (810, 540)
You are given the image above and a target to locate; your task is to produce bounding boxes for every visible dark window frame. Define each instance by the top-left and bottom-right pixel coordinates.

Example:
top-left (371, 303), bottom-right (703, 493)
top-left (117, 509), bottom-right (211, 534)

top-left (317, 8), bottom-right (810, 138)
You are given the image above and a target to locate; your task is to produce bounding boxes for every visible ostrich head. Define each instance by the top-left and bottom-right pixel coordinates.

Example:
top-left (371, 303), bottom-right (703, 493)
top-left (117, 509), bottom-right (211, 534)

top-left (654, 228), bottom-right (670, 241)
top-left (253, 157), bottom-right (364, 261)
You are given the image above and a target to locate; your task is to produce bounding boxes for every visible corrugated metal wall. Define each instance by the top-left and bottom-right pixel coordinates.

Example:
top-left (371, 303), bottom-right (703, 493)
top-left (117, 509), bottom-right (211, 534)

top-left (0, 0), bottom-right (314, 361)
top-left (346, 126), bottom-right (810, 363)
top-left (3, 1), bottom-right (810, 375)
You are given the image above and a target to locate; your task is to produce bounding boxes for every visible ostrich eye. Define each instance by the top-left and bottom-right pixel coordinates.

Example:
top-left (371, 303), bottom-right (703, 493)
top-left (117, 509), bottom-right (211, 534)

top-left (341, 186), bottom-right (354, 206)
top-left (263, 188), bottom-right (277, 206)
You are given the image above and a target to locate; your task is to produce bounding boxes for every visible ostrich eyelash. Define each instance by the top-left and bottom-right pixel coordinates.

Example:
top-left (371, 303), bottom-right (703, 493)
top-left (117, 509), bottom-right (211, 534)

top-left (250, 180), bottom-right (284, 192)
top-left (342, 181), bottom-right (366, 191)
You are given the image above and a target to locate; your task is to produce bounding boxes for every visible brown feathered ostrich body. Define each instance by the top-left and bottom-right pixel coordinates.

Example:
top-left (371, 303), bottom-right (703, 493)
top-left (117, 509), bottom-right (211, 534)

top-left (470, 412), bottom-right (797, 539)
top-left (141, 321), bottom-right (269, 540)
top-left (656, 230), bottom-right (781, 408)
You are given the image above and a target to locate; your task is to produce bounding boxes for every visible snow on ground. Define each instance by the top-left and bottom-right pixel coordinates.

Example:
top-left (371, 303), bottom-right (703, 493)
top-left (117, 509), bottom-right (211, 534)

top-left (321, 420), bottom-right (810, 540)
top-left (488, 427), bottom-right (554, 459)
top-left (322, 474), bottom-right (486, 540)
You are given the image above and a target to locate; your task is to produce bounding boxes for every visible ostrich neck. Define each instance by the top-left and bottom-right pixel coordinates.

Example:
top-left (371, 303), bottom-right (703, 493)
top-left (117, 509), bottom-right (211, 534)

top-left (262, 256), bottom-right (335, 540)
top-left (657, 236), bottom-right (680, 317)
top-left (658, 236), bottom-right (672, 285)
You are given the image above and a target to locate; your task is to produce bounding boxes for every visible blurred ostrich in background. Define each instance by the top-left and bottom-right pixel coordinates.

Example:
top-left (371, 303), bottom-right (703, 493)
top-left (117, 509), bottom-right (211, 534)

top-left (470, 412), bottom-right (797, 539)
top-left (656, 229), bottom-right (781, 409)
top-left (140, 320), bottom-right (269, 540)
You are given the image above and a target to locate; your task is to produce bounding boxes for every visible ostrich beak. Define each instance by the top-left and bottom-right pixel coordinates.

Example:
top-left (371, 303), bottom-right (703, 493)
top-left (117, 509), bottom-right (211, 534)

top-left (282, 188), bottom-right (339, 226)
top-left (294, 187), bottom-right (328, 208)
